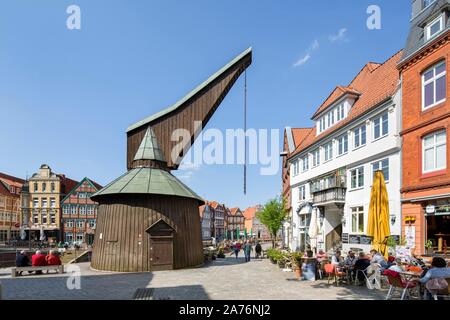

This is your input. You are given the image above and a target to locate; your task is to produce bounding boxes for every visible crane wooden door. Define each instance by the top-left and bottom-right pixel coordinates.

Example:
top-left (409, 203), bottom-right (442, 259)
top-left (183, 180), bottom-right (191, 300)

top-left (146, 219), bottom-right (175, 271)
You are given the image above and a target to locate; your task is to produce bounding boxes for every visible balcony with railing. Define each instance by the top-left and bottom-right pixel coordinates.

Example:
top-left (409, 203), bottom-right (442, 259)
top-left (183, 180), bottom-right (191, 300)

top-left (311, 169), bottom-right (346, 206)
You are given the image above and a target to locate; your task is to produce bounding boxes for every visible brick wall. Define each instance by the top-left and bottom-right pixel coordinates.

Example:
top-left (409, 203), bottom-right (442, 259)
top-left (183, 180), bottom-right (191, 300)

top-left (401, 38), bottom-right (450, 192)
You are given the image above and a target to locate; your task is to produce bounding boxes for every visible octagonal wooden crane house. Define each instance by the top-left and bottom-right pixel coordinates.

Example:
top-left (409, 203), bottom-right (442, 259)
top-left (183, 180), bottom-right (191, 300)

top-left (91, 48), bottom-right (252, 272)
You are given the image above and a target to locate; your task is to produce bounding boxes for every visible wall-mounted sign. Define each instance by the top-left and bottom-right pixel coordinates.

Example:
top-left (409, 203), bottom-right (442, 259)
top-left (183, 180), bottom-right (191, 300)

top-left (348, 235), bottom-right (372, 245)
top-left (405, 226), bottom-right (415, 248)
top-left (426, 205), bottom-right (435, 214)
top-left (342, 233), bottom-right (349, 243)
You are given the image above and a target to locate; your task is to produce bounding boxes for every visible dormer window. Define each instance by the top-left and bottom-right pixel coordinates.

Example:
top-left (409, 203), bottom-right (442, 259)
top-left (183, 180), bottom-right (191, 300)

top-left (425, 14), bottom-right (444, 41)
top-left (317, 102), bottom-right (349, 134)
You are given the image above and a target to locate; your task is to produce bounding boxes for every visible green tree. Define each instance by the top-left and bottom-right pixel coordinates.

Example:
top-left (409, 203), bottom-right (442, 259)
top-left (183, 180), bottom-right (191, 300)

top-left (257, 196), bottom-right (288, 248)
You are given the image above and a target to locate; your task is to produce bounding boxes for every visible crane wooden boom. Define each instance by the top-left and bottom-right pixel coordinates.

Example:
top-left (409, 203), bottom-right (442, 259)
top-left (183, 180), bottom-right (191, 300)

top-left (126, 48), bottom-right (252, 170)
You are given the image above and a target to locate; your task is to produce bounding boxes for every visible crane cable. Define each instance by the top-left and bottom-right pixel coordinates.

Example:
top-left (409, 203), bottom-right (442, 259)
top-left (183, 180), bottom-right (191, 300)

top-left (244, 70), bottom-right (247, 195)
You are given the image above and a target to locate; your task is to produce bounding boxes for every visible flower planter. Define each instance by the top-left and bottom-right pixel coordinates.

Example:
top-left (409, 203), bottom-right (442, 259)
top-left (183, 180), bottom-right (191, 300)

top-left (294, 267), bottom-right (302, 279)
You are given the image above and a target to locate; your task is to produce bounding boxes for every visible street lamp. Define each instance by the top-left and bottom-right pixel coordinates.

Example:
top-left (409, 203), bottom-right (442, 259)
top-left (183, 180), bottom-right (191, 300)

top-left (390, 214), bottom-right (396, 226)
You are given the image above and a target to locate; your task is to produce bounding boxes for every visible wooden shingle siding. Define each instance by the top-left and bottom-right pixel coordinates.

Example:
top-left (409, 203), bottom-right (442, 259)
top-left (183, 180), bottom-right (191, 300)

top-left (91, 194), bottom-right (203, 272)
top-left (126, 60), bottom-right (250, 170)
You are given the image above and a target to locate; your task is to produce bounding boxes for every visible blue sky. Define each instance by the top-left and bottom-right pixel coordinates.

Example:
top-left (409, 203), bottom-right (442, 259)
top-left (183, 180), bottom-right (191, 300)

top-left (0, 0), bottom-right (410, 209)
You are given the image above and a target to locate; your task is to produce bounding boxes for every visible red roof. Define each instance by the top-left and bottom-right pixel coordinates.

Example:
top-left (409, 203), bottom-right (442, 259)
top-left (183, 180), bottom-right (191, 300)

top-left (58, 175), bottom-right (79, 195)
top-left (229, 207), bottom-right (242, 216)
top-left (243, 207), bottom-right (256, 220)
top-left (289, 50), bottom-right (402, 160)
top-left (312, 86), bottom-right (361, 119)
top-left (0, 181), bottom-right (12, 197)
top-left (0, 172), bottom-right (25, 185)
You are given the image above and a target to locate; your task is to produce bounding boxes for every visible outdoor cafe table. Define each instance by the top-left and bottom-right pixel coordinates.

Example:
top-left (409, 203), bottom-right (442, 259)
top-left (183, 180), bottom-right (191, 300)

top-left (400, 270), bottom-right (423, 300)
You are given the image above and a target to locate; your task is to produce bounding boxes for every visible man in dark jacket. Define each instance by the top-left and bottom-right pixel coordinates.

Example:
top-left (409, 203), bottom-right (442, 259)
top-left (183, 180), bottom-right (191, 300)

top-left (15, 250), bottom-right (31, 276)
top-left (353, 252), bottom-right (371, 285)
top-left (255, 242), bottom-right (262, 259)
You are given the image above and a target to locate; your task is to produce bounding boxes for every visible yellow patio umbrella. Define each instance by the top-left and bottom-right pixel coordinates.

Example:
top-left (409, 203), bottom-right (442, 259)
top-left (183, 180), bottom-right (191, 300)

top-left (367, 171), bottom-right (391, 259)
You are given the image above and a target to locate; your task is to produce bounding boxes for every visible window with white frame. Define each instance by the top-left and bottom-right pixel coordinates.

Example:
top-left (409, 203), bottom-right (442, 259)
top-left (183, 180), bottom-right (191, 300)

top-left (66, 220), bottom-right (74, 228)
top-left (337, 134), bottom-right (348, 156)
top-left (87, 206), bottom-right (94, 215)
top-left (302, 156), bottom-right (309, 172)
top-left (293, 160), bottom-right (300, 176)
top-left (76, 220), bottom-right (84, 228)
top-left (337, 104), bottom-right (344, 121)
top-left (41, 212), bottom-right (47, 224)
top-left (65, 233), bottom-right (73, 243)
top-left (425, 14), bottom-right (444, 41)
top-left (423, 61), bottom-right (446, 109)
top-left (372, 158), bottom-right (390, 182)
top-left (33, 213), bottom-right (39, 224)
top-left (70, 206), bottom-right (77, 215)
top-left (351, 207), bottom-right (364, 234)
top-left (50, 212), bottom-right (56, 224)
top-left (76, 233), bottom-right (84, 242)
top-left (299, 185), bottom-right (306, 201)
top-left (41, 198), bottom-right (47, 208)
top-left (50, 198), bottom-right (56, 208)
top-left (88, 219), bottom-right (96, 228)
top-left (353, 124), bottom-right (366, 148)
top-left (33, 198), bottom-right (39, 208)
top-left (312, 149), bottom-right (320, 167)
top-left (350, 167), bottom-right (364, 189)
top-left (373, 113), bottom-right (388, 140)
top-left (423, 130), bottom-right (446, 173)
top-left (80, 206), bottom-right (86, 215)
top-left (324, 142), bottom-right (333, 161)
top-left (63, 206), bottom-right (69, 214)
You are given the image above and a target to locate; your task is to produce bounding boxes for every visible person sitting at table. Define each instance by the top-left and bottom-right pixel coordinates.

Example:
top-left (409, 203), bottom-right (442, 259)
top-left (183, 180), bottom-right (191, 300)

top-left (419, 257), bottom-right (450, 300)
top-left (354, 252), bottom-right (371, 285)
top-left (388, 258), bottom-right (404, 273)
top-left (316, 249), bottom-right (328, 262)
top-left (370, 249), bottom-right (388, 270)
top-left (344, 251), bottom-right (357, 266)
top-left (303, 249), bottom-right (314, 258)
top-left (331, 250), bottom-right (343, 266)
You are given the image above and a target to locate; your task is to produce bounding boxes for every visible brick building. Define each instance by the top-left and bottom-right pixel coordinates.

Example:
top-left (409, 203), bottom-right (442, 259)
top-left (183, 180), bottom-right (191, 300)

top-left (399, 0), bottom-right (450, 254)
top-left (61, 177), bottom-right (102, 245)
top-left (0, 173), bottom-right (24, 241)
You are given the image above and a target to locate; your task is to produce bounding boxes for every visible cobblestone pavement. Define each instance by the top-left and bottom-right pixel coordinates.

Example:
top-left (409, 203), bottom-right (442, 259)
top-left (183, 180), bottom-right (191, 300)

top-left (0, 256), bottom-right (388, 300)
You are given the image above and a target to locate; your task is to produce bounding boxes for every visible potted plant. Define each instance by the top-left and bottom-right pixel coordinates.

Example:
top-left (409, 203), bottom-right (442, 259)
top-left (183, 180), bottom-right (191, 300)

top-left (267, 248), bottom-right (280, 264)
top-left (425, 239), bottom-right (434, 255)
top-left (291, 252), bottom-right (303, 279)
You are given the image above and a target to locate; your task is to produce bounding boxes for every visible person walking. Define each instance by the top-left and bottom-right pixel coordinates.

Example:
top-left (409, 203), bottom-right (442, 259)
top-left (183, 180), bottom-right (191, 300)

top-left (234, 241), bottom-right (241, 259)
top-left (243, 240), bottom-right (253, 262)
top-left (255, 241), bottom-right (262, 259)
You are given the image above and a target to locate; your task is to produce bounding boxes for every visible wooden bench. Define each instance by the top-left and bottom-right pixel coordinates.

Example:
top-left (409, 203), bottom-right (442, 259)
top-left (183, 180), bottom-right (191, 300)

top-left (11, 265), bottom-right (64, 278)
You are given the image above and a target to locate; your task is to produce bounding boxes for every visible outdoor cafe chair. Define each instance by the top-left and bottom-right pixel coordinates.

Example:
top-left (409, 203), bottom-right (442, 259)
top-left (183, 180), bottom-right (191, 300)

top-left (355, 263), bottom-right (382, 289)
top-left (384, 270), bottom-right (419, 300)
top-left (324, 263), bottom-right (347, 286)
top-left (431, 278), bottom-right (450, 300)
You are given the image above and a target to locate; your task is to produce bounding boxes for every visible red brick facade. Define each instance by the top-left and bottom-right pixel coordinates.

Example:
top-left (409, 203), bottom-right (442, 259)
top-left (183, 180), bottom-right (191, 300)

top-left (400, 31), bottom-right (450, 254)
